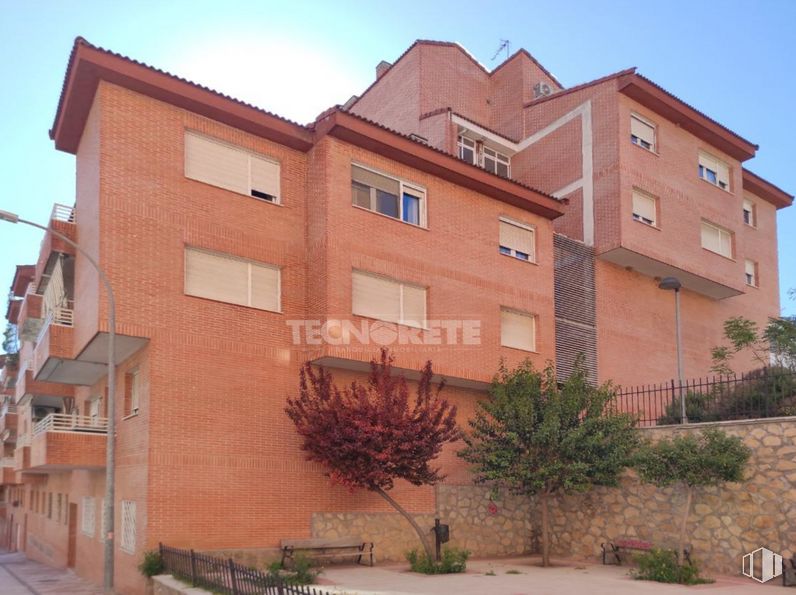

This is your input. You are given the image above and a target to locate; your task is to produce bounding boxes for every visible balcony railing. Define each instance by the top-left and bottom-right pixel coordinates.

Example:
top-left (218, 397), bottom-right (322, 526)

top-left (32, 413), bottom-right (108, 437)
top-left (51, 203), bottom-right (76, 223)
top-left (1, 456), bottom-right (14, 468)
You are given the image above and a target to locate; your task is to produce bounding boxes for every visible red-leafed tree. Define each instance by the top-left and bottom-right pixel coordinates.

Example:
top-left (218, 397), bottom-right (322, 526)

top-left (286, 348), bottom-right (459, 558)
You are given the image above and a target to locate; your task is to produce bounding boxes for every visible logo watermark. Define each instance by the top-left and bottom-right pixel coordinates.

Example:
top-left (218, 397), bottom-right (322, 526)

top-left (742, 547), bottom-right (783, 583)
top-left (286, 319), bottom-right (482, 346)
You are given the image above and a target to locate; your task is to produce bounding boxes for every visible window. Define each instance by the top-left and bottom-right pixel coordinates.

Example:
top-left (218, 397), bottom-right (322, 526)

top-left (352, 270), bottom-right (426, 328)
top-left (458, 135), bottom-right (476, 164)
top-left (632, 189), bottom-right (657, 226)
top-left (745, 259), bottom-right (758, 287)
top-left (57, 494), bottom-right (62, 523)
top-left (184, 131), bottom-right (280, 203)
top-left (458, 134), bottom-right (511, 177)
top-left (351, 165), bottom-right (426, 226)
top-left (701, 221), bottom-right (733, 258)
top-left (499, 218), bottom-right (535, 262)
top-left (185, 247), bottom-right (281, 312)
top-left (124, 370), bottom-right (140, 417)
top-left (743, 198), bottom-right (756, 227)
top-left (121, 501), bottom-right (136, 554)
top-left (501, 308), bottom-right (536, 352)
top-left (482, 146), bottom-right (511, 178)
top-left (48, 492), bottom-right (52, 519)
top-left (81, 496), bottom-right (96, 537)
top-left (698, 151), bottom-right (730, 190)
top-left (630, 114), bottom-right (656, 151)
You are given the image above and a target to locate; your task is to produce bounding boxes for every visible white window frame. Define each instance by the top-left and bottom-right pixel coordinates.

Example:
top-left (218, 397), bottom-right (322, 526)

top-left (701, 220), bottom-right (733, 259)
top-left (630, 113), bottom-right (656, 152)
top-left (88, 396), bottom-right (102, 424)
top-left (351, 163), bottom-right (427, 228)
top-left (120, 500), bottom-right (136, 554)
top-left (482, 146), bottom-right (511, 177)
top-left (184, 130), bottom-right (281, 204)
top-left (745, 259), bottom-right (758, 287)
top-left (81, 496), bottom-right (95, 537)
top-left (184, 247), bottom-right (282, 313)
top-left (498, 217), bottom-right (536, 262)
top-left (457, 134), bottom-right (511, 177)
top-left (698, 151), bottom-right (730, 191)
top-left (129, 369), bottom-right (140, 416)
top-left (631, 189), bottom-right (658, 227)
top-left (500, 308), bottom-right (537, 353)
top-left (457, 135), bottom-right (477, 164)
top-left (742, 198), bottom-right (756, 227)
top-left (351, 270), bottom-right (427, 329)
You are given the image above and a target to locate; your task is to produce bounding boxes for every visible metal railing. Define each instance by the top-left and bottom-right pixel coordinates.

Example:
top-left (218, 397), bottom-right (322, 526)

top-left (32, 413), bottom-right (108, 438)
top-left (159, 544), bottom-right (335, 595)
top-left (51, 203), bottom-right (76, 223)
top-left (613, 367), bottom-right (796, 426)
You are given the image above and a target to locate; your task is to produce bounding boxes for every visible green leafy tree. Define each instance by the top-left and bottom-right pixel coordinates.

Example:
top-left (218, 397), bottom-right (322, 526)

top-left (2, 322), bottom-right (19, 355)
top-left (459, 359), bottom-right (640, 567)
top-left (633, 429), bottom-right (750, 561)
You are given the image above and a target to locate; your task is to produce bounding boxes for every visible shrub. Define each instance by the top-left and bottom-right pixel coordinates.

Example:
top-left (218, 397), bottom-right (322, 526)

top-left (138, 550), bottom-right (165, 577)
top-left (406, 547), bottom-right (470, 574)
top-left (657, 391), bottom-right (721, 425)
top-left (633, 548), bottom-right (712, 585)
top-left (267, 554), bottom-right (319, 585)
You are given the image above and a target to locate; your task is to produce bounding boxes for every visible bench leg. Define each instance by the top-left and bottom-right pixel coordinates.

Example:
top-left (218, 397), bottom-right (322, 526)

top-left (357, 543), bottom-right (364, 566)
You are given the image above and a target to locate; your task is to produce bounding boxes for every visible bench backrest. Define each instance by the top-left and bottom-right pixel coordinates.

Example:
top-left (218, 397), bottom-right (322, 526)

top-left (281, 536), bottom-right (363, 549)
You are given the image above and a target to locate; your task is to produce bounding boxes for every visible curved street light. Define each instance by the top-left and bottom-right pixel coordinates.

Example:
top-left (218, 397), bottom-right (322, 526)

top-left (0, 208), bottom-right (117, 592)
top-left (658, 276), bottom-right (687, 423)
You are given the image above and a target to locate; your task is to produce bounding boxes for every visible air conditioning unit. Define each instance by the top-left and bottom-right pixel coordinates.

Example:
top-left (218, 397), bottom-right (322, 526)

top-left (533, 82), bottom-right (553, 99)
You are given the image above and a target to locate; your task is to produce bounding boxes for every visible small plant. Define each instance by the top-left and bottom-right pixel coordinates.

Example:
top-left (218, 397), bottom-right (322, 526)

top-left (138, 549), bottom-right (165, 577)
top-left (633, 548), bottom-right (712, 585)
top-left (485, 570), bottom-right (496, 576)
top-left (505, 569), bottom-right (522, 574)
top-left (267, 554), bottom-right (319, 585)
top-left (406, 547), bottom-right (470, 574)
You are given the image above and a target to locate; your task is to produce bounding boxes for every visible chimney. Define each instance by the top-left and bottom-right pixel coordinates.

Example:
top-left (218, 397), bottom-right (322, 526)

top-left (376, 60), bottom-right (392, 79)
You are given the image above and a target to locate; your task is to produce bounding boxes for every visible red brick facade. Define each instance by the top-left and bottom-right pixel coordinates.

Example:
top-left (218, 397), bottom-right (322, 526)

top-left (0, 38), bottom-right (791, 594)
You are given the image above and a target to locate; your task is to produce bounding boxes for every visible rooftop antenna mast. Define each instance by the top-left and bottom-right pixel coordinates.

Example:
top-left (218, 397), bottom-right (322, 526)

top-left (491, 39), bottom-right (510, 61)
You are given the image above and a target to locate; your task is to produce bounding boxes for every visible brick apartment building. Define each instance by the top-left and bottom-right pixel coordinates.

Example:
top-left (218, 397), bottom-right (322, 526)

top-left (0, 37), bottom-right (791, 593)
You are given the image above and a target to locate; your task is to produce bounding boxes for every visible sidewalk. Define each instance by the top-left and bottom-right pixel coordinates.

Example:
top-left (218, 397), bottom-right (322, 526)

top-left (0, 551), bottom-right (103, 594)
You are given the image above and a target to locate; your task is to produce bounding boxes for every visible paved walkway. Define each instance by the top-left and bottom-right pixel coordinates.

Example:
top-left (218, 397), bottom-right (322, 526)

top-left (0, 551), bottom-right (103, 594)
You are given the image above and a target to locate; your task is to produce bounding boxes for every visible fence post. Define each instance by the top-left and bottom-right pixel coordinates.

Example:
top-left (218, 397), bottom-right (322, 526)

top-left (228, 558), bottom-right (239, 595)
top-left (189, 549), bottom-right (197, 587)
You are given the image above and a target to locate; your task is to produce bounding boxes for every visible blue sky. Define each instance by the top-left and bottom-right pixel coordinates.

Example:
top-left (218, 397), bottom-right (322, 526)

top-left (0, 0), bottom-right (794, 339)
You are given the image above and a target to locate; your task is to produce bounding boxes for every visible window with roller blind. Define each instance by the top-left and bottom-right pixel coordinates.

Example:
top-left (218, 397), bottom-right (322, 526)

top-left (184, 131), bottom-right (281, 203)
top-left (743, 198), bottom-right (756, 227)
top-left (698, 151), bottom-right (730, 191)
top-left (499, 218), bottom-right (535, 262)
top-left (745, 259), bottom-right (758, 287)
top-left (701, 220), bottom-right (733, 259)
top-left (630, 113), bottom-right (656, 151)
top-left (184, 247), bottom-right (281, 312)
top-left (500, 308), bottom-right (536, 352)
top-left (632, 189), bottom-right (657, 226)
top-left (351, 270), bottom-right (426, 328)
top-left (351, 164), bottom-right (426, 227)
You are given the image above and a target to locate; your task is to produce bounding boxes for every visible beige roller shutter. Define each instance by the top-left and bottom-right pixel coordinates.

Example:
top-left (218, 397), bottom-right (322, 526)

top-left (352, 271), bottom-right (401, 323)
top-left (250, 155), bottom-right (280, 202)
top-left (499, 219), bottom-right (535, 260)
top-left (185, 132), bottom-right (249, 195)
top-left (351, 165), bottom-right (400, 196)
top-left (250, 262), bottom-right (281, 311)
top-left (630, 115), bottom-right (655, 147)
top-left (716, 160), bottom-right (730, 189)
top-left (401, 284), bottom-right (427, 328)
top-left (501, 308), bottom-right (536, 352)
top-left (700, 222), bottom-right (721, 253)
top-left (185, 248), bottom-right (249, 306)
top-left (632, 190), bottom-right (657, 224)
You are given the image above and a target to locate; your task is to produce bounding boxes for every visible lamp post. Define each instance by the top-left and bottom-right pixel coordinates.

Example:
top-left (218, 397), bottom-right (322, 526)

top-left (0, 208), bottom-right (117, 592)
top-left (658, 276), bottom-right (687, 424)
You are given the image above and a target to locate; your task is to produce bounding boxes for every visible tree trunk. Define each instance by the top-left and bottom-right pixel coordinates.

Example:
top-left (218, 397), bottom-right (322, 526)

top-left (678, 485), bottom-right (693, 564)
top-left (540, 491), bottom-right (550, 567)
top-left (375, 487), bottom-right (434, 560)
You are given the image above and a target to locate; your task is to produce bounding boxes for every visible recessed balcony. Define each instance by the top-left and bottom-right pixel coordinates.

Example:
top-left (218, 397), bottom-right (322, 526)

top-left (29, 413), bottom-right (107, 472)
top-left (0, 404), bottom-right (17, 444)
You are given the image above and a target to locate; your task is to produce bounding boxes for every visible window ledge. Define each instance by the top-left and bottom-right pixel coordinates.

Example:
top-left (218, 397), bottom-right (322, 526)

top-left (701, 247), bottom-right (735, 262)
top-left (698, 177), bottom-right (733, 195)
top-left (184, 293), bottom-right (283, 315)
top-left (501, 345), bottom-right (539, 355)
top-left (745, 283), bottom-right (759, 289)
top-left (631, 142), bottom-right (659, 157)
top-left (631, 219), bottom-right (661, 231)
top-left (743, 222), bottom-right (757, 230)
top-left (352, 204), bottom-right (428, 231)
top-left (499, 252), bottom-right (539, 266)
top-left (122, 412), bottom-right (139, 421)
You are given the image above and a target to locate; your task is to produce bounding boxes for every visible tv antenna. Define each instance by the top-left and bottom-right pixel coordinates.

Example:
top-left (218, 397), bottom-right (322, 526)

top-left (492, 39), bottom-right (511, 61)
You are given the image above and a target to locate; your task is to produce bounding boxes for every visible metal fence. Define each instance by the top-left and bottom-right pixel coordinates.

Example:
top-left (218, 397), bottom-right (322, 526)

top-left (613, 367), bottom-right (796, 427)
top-left (159, 544), bottom-right (335, 595)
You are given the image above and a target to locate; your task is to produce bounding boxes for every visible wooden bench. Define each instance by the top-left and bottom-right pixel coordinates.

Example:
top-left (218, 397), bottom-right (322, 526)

top-left (601, 538), bottom-right (692, 566)
top-left (280, 537), bottom-right (374, 568)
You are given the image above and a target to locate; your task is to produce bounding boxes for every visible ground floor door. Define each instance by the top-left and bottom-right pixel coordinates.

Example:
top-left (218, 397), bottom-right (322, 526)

top-left (67, 503), bottom-right (77, 568)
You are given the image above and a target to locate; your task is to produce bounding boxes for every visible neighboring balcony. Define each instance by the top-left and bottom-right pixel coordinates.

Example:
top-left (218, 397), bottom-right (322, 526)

top-left (1, 456), bottom-right (17, 485)
top-left (15, 360), bottom-right (74, 406)
top-left (14, 436), bottom-right (30, 473)
top-left (33, 204), bottom-right (77, 285)
top-left (29, 414), bottom-right (107, 472)
top-left (0, 403), bottom-right (17, 444)
top-left (32, 309), bottom-right (106, 386)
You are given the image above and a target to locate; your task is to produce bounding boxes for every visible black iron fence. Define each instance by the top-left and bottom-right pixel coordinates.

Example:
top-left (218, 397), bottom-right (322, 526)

top-left (159, 544), bottom-right (334, 595)
top-left (613, 367), bottom-right (796, 427)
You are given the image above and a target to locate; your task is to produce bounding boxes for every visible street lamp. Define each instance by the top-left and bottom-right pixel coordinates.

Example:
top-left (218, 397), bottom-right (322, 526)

top-left (658, 276), bottom-right (687, 424)
top-left (0, 208), bottom-right (117, 592)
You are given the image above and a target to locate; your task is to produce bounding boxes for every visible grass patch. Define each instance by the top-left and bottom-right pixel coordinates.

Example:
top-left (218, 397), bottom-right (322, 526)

top-left (406, 547), bottom-right (470, 574)
top-left (632, 548), bottom-right (713, 585)
top-left (267, 553), bottom-right (320, 585)
top-left (505, 569), bottom-right (523, 574)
